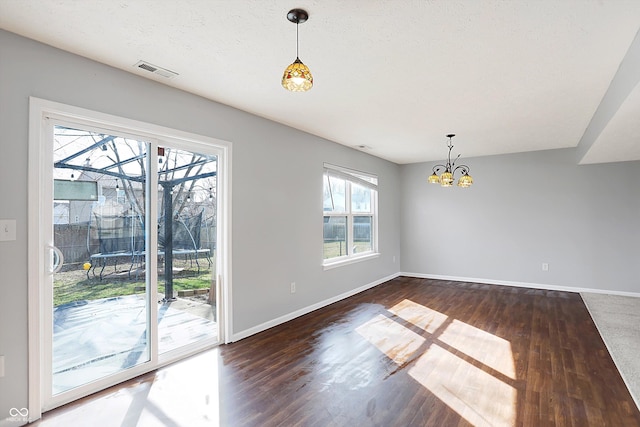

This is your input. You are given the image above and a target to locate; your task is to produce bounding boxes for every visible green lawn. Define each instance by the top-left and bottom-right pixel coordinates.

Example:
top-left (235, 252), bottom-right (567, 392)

top-left (54, 260), bottom-right (212, 307)
top-left (323, 241), bottom-right (372, 259)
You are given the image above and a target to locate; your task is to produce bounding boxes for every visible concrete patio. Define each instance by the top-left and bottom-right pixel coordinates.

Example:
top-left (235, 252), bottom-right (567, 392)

top-left (53, 294), bottom-right (217, 394)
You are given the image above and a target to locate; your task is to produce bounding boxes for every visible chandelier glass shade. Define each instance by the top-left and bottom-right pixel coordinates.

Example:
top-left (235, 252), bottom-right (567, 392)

top-left (428, 134), bottom-right (473, 188)
top-left (282, 9), bottom-right (313, 92)
top-left (457, 172), bottom-right (473, 188)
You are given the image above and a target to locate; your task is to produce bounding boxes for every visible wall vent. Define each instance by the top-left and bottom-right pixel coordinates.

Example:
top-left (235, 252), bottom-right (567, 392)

top-left (133, 61), bottom-right (179, 79)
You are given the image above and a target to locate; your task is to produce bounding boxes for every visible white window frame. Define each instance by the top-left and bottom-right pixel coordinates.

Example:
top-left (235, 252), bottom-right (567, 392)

top-left (323, 163), bottom-right (379, 269)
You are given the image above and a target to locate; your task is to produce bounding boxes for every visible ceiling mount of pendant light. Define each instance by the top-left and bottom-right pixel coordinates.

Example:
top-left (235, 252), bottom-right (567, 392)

top-left (282, 8), bottom-right (313, 92)
top-left (428, 134), bottom-right (474, 188)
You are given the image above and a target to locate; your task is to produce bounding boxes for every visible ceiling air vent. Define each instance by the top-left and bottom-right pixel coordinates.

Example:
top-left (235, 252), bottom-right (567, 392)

top-left (133, 61), bottom-right (178, 79)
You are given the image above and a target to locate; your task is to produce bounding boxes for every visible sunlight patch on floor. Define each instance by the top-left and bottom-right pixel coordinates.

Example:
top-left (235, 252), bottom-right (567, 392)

top-left (409, 344), bottom-right (516, 427)
top-left (141, 351), bottom-right (221, 426)
top-left (438, 320), bottom-right (516, 379)
top-left (388, 299), bottom-right (448, 334)
top-left (38, 351), bottom-right (222, 427)
top-left (355, 314), bottom-right (426, 365)
top-left (356, 299), bottom-right (516, 427)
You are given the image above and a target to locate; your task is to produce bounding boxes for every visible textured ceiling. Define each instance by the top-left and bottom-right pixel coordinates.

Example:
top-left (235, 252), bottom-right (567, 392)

top-left (1, 0), bottom-right (639, 164)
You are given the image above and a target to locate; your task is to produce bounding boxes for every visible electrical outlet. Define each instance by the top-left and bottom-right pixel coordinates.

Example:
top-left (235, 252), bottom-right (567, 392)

top-left (542, 263), bottom-right (549, 271)
top-left (290, 282), bottom-right (296, 293)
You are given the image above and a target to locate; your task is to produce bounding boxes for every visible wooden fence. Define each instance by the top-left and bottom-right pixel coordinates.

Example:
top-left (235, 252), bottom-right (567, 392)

top-left (54, 223), bottom-right (216, 265)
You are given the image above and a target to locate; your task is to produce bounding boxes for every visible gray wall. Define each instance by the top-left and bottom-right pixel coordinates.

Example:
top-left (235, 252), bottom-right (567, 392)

top-left (0, 30), bottom-right (401, 421)
top-left (400, 148), bottom-right (640, 292)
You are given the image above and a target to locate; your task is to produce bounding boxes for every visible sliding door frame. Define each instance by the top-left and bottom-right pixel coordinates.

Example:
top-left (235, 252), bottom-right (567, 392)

top-left (27, 97), bottom-right (232, 421)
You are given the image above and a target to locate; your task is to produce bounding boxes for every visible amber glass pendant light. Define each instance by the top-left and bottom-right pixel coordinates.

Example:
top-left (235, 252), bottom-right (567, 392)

top-left (282, 9), bottom-right (313, 92)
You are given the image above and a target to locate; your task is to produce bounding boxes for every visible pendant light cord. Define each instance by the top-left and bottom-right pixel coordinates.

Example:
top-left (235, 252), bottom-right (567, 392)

top-left (296, 21), bottom-right (299, 59)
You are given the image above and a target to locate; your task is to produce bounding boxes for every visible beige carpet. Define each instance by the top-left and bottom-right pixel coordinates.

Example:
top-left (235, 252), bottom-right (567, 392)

top-left (581, 292), bottom-right (640, 410)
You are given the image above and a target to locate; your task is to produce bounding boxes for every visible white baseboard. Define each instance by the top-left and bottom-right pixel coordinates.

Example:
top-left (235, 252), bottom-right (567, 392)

top-left (400, 272), bottom-right (640, 298)
top-left (231, 272), bottom-right (400, 342)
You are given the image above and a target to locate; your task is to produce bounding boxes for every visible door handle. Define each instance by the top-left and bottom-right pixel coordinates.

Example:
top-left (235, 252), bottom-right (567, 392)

top-left (48, 245), bottom-right (64, 274)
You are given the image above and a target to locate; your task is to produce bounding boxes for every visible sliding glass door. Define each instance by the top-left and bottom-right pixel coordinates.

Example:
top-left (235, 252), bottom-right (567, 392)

top-left (50, 125), bottom-right (152, 398)
top-left (155, 145), bottom-right (219, 355)
top-left (38, 111), bottom-right (225, 411)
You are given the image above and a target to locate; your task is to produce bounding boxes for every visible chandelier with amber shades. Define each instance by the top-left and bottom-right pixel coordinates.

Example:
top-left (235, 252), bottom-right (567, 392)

top-left (282, 9), bottom-right (313, 92)
top-left (428, 134), bottom-right (474, 188)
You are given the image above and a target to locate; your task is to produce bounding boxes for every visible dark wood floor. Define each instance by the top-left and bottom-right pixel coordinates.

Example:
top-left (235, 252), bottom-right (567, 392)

top-left (31, 277), bottom-right (640, 426)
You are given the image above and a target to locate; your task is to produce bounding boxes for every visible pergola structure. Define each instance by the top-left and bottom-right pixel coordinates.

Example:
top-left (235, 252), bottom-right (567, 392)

top-left (54, 126), bottom-right (217, 301)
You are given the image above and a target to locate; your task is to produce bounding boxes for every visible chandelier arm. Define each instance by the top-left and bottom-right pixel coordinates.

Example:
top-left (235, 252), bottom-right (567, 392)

top-left (453, 164), bottom-right (471, 175)
top-left (450, 153), bottom-right (461, 168)
top-left (432, 164), bottom-right (446, 173)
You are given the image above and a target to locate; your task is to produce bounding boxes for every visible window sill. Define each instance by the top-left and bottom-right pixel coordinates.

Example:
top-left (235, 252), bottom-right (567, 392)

top-left (323, 252), bottom-right (380, 270)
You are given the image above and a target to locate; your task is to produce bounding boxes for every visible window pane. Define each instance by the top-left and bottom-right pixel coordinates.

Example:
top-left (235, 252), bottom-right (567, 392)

top-left (351, 183), bottom-right (371, 213)
top-left (157, 147), bottom-right (218, 355)
top-left (353, 216), bottom-right (373, 253)
top-left (52, 125), bottom-right (150, 394)
top-left (323, 216), bottom-right (347, 259)
top-left (323, 175), bottom-right (346, 212)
